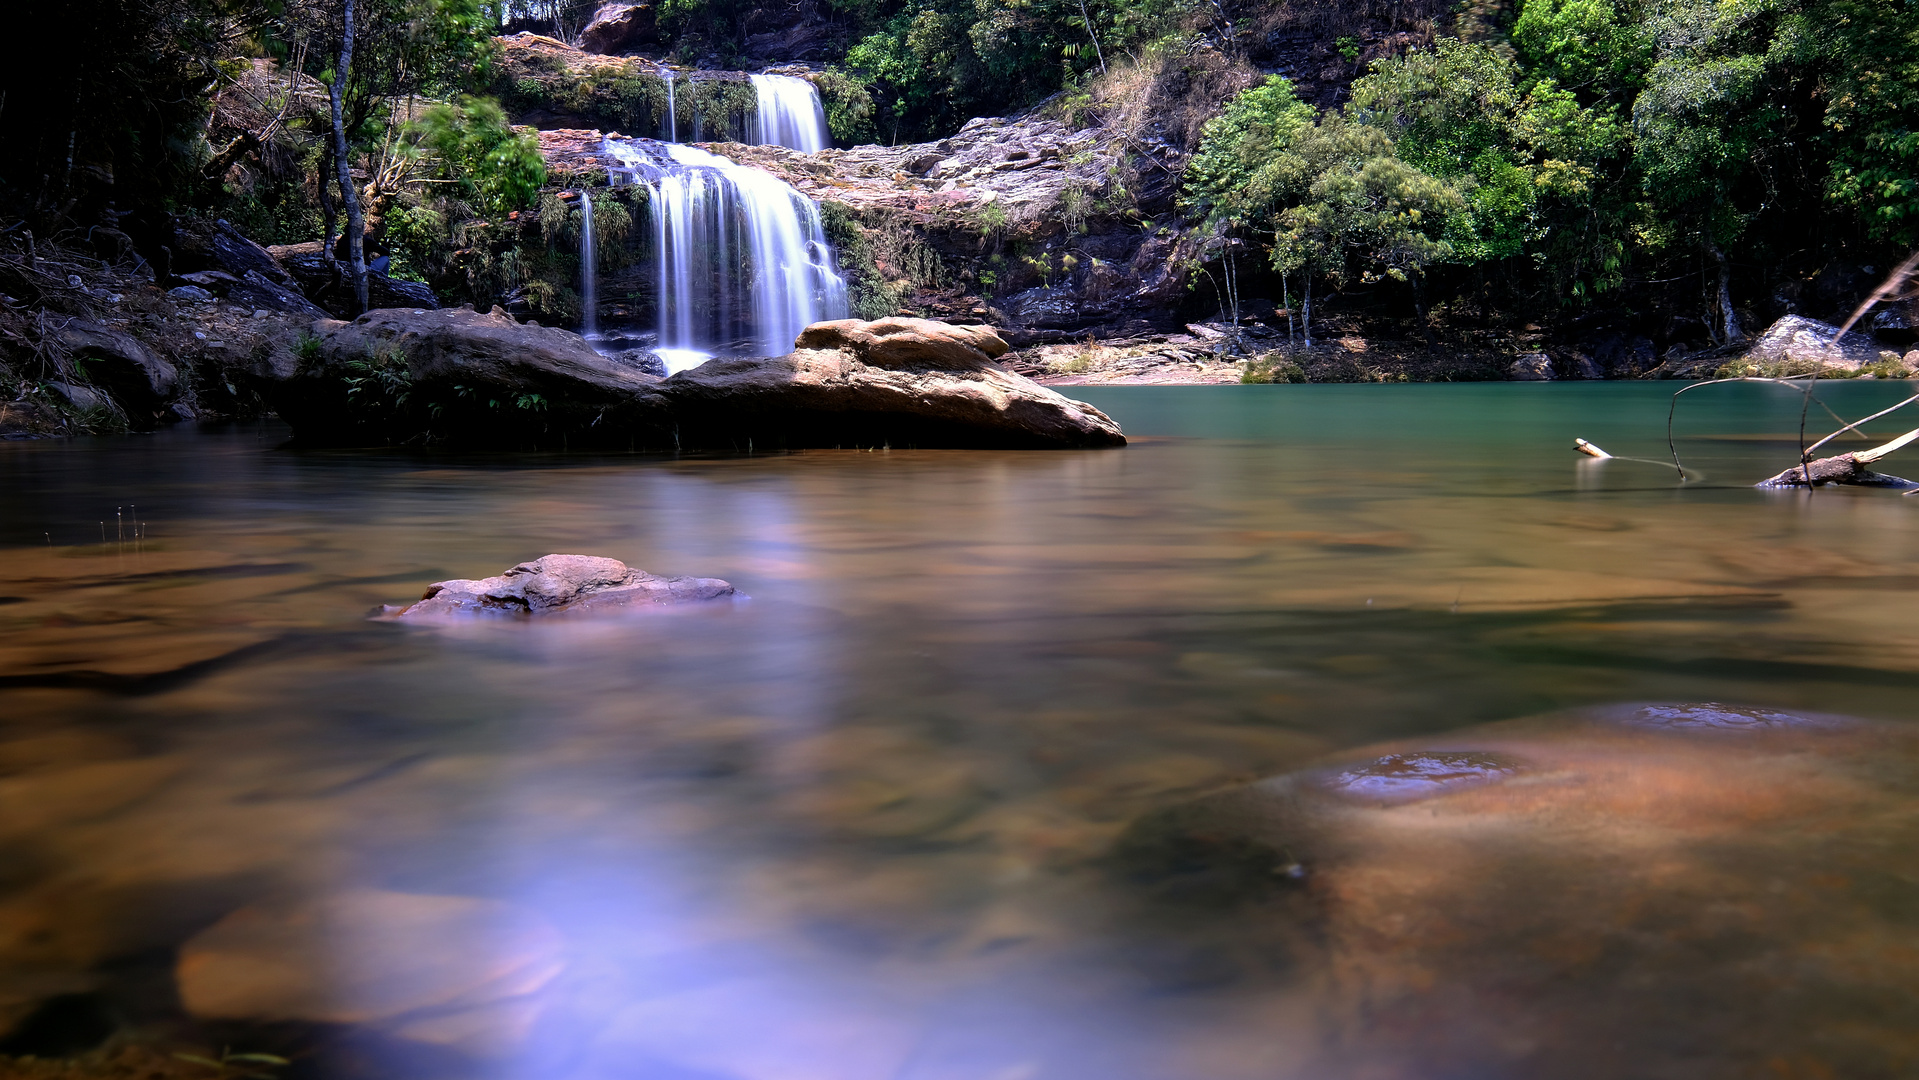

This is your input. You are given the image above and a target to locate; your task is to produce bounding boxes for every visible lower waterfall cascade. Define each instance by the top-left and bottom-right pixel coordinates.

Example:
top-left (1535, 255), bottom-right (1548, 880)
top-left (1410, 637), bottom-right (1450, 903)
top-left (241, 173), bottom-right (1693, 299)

top-left (575, 71), bottom-right (844, 372)
top-left (602, 137), bottom-right (849, 372)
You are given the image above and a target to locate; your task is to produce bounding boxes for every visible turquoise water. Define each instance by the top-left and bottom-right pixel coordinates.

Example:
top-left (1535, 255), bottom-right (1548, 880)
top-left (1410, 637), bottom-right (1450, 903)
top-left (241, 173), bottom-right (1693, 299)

top-left (2, 382), bottom-right (1917, 1078)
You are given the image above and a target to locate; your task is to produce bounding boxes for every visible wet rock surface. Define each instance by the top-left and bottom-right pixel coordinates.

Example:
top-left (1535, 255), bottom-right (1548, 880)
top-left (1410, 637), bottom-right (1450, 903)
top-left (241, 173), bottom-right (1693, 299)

top-left (391, 554), bottom-right (736, 619)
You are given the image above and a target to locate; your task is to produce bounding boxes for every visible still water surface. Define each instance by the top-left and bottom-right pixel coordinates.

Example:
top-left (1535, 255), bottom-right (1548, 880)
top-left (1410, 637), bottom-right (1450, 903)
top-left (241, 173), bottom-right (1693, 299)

top-left (3, 382), bottom-right (1919, 1079)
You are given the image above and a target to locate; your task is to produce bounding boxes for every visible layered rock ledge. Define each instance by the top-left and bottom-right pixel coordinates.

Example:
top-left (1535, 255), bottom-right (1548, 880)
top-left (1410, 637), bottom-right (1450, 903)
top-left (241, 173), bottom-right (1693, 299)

top-left (249, 308), bottom-right (1126, 450)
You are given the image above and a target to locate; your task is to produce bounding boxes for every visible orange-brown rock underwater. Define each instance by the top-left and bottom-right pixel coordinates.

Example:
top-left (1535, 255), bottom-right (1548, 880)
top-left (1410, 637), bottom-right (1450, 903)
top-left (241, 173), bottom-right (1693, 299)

top-left (1113, 701), bottom-right (1919, 1079)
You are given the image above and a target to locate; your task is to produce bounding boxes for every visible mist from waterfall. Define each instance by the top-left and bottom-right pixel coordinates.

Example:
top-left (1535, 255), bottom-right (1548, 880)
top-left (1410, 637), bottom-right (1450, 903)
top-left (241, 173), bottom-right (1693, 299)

top-left (603, 137), bottom-right (848, 371)
top-left (748, 74), bottom-right (830, 152)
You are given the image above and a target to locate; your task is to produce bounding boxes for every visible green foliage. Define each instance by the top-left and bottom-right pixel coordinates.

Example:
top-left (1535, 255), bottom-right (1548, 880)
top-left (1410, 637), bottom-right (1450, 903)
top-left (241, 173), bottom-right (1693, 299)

top-left (386, 203), bottom-right (450, 281)
top-left (1267, 117), bottom-right (1463, 286)
top-left (814, 69), bottom-right (878, 146)
top-left (408, 96), bottom-right (547, 216)
top-left (1241, 355), bottom-right (1309, 383)
top-left (839, 0), bottom-right (1191, 142)
top-left (1511, 0), bottom-right (1650, 101)
top-left (342, 345), bottom-right (415, 419)
top-left (294, 333), bottom-right (325, 370)
top-left (1182, 77), bottom-right (1317, 231)
top-left (1812, 0), bottom-right (1919, 243)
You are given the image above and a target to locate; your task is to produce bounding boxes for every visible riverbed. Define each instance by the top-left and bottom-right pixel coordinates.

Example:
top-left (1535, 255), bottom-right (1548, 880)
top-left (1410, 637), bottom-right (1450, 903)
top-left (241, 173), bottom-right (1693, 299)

top-left (3, 382), bottom-right (1918, 1079)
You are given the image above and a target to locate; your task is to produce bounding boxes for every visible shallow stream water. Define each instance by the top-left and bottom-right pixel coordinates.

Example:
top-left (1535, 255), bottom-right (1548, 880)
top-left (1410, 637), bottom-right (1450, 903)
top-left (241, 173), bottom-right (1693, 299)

top-left (3, 382), bottom-right (1919, 1079)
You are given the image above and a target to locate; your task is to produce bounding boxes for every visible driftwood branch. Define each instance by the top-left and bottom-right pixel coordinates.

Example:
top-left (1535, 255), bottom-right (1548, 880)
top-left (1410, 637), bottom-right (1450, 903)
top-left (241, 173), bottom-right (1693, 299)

top-left (1757, 428), bottom-right (1919, 488)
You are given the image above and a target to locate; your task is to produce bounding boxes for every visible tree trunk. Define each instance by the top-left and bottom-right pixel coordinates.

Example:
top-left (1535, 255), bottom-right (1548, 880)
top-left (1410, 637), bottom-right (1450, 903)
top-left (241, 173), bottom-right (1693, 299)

top-left (1074, 0), bottom-right (1107, 74)
top-left (318, 143), bottom-right (339, 278)
top-left (329, 0), bottom-right (370, 315)
top-left (1283, 274), bottom-right (1294, 344)
top-left (1303, 273), bottom-right (1313, 347)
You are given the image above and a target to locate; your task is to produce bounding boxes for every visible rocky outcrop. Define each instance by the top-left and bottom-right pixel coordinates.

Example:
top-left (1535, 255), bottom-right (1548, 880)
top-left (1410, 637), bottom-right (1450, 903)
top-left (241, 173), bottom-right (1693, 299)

top-left (178, 269), bottom-right (328, 318)
top-left (268, 242), bottom-right (440, 318)
top-left (171, 217), bottom-right (301, 290)
top-left (1508, 352), bottom-right (1553, 380)
top-left (389, 554), bottom-right (736, 619)
top-left (52, 319), bottom-right (180, 422)
top-left (1743, 315), bottom-right (1887, 372)
top-left (249, 308), bottom-right (1127, 450)
top-left (578, 1), bottom-right (657, 53)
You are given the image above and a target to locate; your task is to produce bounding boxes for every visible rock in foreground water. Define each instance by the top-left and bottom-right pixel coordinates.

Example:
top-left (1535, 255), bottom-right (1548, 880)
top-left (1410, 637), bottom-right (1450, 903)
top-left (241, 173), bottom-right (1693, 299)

top-left (391, 554), bottom-right (736, 619)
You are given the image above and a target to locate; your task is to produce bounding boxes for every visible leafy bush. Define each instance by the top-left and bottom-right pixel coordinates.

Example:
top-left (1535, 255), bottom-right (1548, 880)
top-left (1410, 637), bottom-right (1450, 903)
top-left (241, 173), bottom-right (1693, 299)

top-left (408, 96), bottom-right (548, 217)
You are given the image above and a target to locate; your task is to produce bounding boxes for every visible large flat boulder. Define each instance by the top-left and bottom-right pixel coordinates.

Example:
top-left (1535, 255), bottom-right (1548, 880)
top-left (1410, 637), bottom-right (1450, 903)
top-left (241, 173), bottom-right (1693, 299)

top-left (251, 310), bottom-right (1126, 450)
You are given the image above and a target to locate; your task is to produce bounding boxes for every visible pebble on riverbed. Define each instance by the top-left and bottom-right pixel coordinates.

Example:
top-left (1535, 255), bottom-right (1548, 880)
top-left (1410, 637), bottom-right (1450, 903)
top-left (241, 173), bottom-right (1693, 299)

top-left (381, 554), bottom-right (737, 619)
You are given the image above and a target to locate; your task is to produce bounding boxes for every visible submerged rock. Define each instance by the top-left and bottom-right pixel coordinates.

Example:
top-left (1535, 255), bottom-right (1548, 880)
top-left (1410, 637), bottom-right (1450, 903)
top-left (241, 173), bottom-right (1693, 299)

top-left (177, 889), bottom-right (566, 1058)
top-left (1109, 700), bottom-right (1919, 1077)
top-left (391, 554), bottom-right (736, 619)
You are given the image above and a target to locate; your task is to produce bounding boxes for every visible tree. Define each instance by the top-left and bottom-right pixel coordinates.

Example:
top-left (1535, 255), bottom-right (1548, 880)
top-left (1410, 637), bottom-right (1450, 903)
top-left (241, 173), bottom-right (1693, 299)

top-left (329, 0), bottom-right (370, 313)
top-left (282, 0), bottom-right (497, 310)
top-left (408, 96), bottom-right (547, 217)
top-left (1268, 118), bottom-right (1463, 341)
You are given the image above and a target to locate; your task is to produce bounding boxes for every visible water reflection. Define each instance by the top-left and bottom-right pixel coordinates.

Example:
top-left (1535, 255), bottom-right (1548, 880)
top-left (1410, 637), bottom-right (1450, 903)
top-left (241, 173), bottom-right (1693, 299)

top-left (2, 383), bottom-right (1918, 1078)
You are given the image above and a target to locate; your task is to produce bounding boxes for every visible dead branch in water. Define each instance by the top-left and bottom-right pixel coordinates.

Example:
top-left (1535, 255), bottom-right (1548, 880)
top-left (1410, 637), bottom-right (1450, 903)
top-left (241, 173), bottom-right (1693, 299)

top-left (1665, 254), bottom-right (1919, 490)
top-left (1755, 428), bottom-right (1919, 488)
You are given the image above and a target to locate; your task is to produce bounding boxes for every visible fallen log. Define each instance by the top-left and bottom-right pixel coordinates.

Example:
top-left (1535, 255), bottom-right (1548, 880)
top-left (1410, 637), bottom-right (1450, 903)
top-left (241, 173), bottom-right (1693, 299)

top-left (1756, 453), bottom-right (1919, 489)
top-left (1756, 426), bottom-right (1919, 488)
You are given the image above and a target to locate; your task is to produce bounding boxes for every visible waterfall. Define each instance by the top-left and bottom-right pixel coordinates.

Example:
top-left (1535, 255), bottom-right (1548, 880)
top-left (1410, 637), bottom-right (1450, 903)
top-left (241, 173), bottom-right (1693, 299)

top-left (662, 69), bottom-right (677, 143)
top-left (578, 193), bottom-right (598, 339)
top-left (603, 137), bottom-right (848, 372)
top-left (748, 74), bottom-right (830, 152)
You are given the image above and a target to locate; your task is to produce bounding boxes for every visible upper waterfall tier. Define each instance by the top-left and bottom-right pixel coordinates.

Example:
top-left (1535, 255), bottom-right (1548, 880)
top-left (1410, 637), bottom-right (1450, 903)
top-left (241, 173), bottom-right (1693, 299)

top-left (602, 137), bottom-right (849, 362)
top-left (748, 74), bottom-right (829, 152)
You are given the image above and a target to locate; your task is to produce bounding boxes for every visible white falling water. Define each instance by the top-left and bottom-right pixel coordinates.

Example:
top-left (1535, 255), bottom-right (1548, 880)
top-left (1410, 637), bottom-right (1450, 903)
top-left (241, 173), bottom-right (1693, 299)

top-left (748, 74), bottom-right (830, 152)
top-left (603, 137), bottom-right (848, 371)
top-left (662, 68), bottom-right (677, 143)
top-left (578, 193), bottom-right (598, 338)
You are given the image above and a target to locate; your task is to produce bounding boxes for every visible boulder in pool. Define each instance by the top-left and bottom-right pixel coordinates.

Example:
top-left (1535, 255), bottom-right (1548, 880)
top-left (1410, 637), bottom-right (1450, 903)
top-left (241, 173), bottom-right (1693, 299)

top-left (242, 309), bottom-right (1125, 450)
top-left (389, 554), bottom-right (736, 619)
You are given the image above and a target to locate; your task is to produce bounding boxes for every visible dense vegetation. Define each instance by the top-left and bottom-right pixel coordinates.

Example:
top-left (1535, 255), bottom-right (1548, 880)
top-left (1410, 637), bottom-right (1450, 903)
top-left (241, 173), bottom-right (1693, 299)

top-left (3, 0), bottom-right (1915, 354)
top-left (1183, 0), bottom-right (1919, 340)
